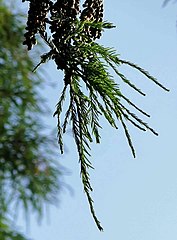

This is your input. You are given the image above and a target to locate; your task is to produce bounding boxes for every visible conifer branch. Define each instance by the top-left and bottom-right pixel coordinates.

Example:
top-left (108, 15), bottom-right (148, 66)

top-left (22, 0), bottom-right (169, 231)
top-left (119, 59), bottom-right (170, 91)
top-left (53, 84), bottom-right (68, 154)
top-left (119, 116), bottom-right (136, 158)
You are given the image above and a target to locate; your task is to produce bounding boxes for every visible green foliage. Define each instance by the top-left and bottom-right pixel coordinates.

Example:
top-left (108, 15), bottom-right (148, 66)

top-left (0, 1), bottom-right (62, 239)
top-left (54, 21), bottom-right (169, 230)
top-left (0, 217), bottom-right (30, 240)
top-left (22, 0), bottom-right (169, 231)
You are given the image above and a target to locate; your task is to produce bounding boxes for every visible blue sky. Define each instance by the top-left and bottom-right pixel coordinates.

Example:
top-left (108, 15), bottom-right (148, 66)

top-left (18, 0), bottom-right (177, 239)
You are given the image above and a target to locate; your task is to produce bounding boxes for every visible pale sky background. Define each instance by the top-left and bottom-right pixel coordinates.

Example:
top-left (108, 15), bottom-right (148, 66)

top-left (18, 0), bottom-right (177, 239)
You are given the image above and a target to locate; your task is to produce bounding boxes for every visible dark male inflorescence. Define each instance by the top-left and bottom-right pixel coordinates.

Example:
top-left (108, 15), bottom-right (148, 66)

top-left (23, 0), bottom-right (104, 85)
top-left (80, 0), bottom-right (104, 39)
top-left (23, 0), bottom-right (104, 50)
top-left (23, 0), bottom-right (52, 50)
top-left (49, 0), bottom-right (80, 74)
